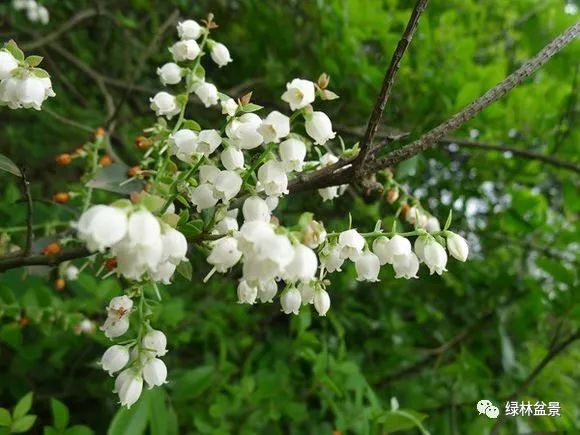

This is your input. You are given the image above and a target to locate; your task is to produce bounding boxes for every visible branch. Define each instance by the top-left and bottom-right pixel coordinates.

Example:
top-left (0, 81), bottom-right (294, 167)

top-left (356, 0), bottom-right (429, 168)
top-left (19, 168), bottom-right (33, 256)
top-left (0, 246), bottom-right (92, 272)
top-left (441, 137), bottom-right (580, 173)
top-left (370, 22), bottom-right (580, 172)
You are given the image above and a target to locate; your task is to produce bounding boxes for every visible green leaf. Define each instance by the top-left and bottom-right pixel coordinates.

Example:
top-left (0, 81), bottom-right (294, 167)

top-left (50, 399), bottom-right (69, 431)
top-left (376, 409), bottom-right (429, 434)
top-left (178, 219), bottom-right (204, 237)
top-left (25, 55), bottom-right (43, 67)
top-left (13, 393), bottom-right (33, 420)
top-left (176, 260), bottom-right (192, 281)
top-left (32, 68), bottom-right (50, 78)
top-left (4, 40), bottom-right (24, 62)
top-left (11, 415), bottom-right (37, 433)
top-left (0, 154), bottom-right (22, 177)
top-left (241, 103), bottom-right (263, 113)
top-left (86, 163), bottom-right (145, 194)
top-left (65, 425), bottom-right (93, 435)
top-left (0, 408), bottom-right (11, 426)
top-left (182, 120), bottom-right (201, 132)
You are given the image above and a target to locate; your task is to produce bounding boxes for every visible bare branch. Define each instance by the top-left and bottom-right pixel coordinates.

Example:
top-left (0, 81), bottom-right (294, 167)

top-left (0, 246), bottom-right (92, 272)
top-left (19, 168), bottom-right (33, 256)
top-left (442, 137), bottom-right (580, 173)
top-left (356, 0), bottom-right (429, 169)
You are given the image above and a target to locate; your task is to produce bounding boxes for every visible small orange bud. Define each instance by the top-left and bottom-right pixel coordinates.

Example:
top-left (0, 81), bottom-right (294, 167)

top-left (18, 316), bottom-right (29, 327)
top-left (55, 153), bottom-right (72, 166)
top-left (386, 188), bottom-right (399, 204)
top-left (43, 242), bottom-right (61, 256)
top-left (55, 278), bottom-right (66, 291)
top-left (400, 203), bottom-right (410, 217)
top-left (135, 136), bottom-right (152, 150)
top-left (143, 183), bottom-right (152, 192)
top-left (104, 258), bottom-right (117, 271)
top-left (128, 166), bottom-right (141, 177)
top-left (73, 146), bottom-right (84, 156)
top-left (94, 127), bottom-right (106, 138)
top-left (52, 192), bottom-right (71, 203)
top-left (99, 155), bottom-right (113, 166)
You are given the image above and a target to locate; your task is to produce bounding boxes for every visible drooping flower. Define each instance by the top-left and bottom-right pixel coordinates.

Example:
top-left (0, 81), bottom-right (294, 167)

top-left (213, 170), bottom-right (242, 202)
top-left (193, 82), bottom-right (219, 108)
top-left (280, 287), bottom-right (302, 315)
top-left (220, 146), bottom-right (245, 171)
top-left (338, 229), bottom-right (365, 260)
top-left (177, 19), bottom-right (202, 40)
top-left (115, 369), bottom-right (143, 409)
top-left (210, 42), bottom-right (232, 67)
top-left (257, 279), bottom-right (278, 303)
top-left (169, 40), bottom-right (200, 61)
top-left (305, 111), bottom-right (335, 145)
top-left (226, 113), bottom-right (263, 149)
top-left (372, 236), bottom-right (390, 266)
top-left (314, 290), bottom-right (331, 316)
top-left (279, 138), bottom-right (307, 172)
top-left (320, 243), bottom-right (344, 273)
top-left (143, 358), bottom-right (168, 389)
top-left (221, 98), bottom-right (238, 116)
top-left (77, 205), bottom-right (128, 252)
top-left (169, 129), bottom-right (198, 162)
top-left (257, 160), bottom-right (288, 197)
top-left (207, 236), bottom-right (242, 272)
top-left (189, 183), bottom-right (218, 212)
top-left (392, 252), bottom-right (420, 279)
top-left (150, 91), bottom-right (180, 119)
top-left (281, 78), bottom-right (315, 111)
top-left (196, 129), bottom-right (222, 156)
top-left (142, 329), bottom-right (168, 357)
top-left (160, 227), bottom-right (188, 265)
top-left (354, 250), bottom-right (381, 282)
top-left (423, 238), bottom-right (448, 275)
top-left (157, 62), bottom-right (182, 85)
top-left (283, 244), bottom-right (318, 283)
top-left (258, 111), bottom-right (290, 143)
top-left (0, 50), bottom-right (18, 80)
top-left (237, 280), bottom-right (258, 304)
top-left (101, 345), bottom-right (130, 376)
top-left (382, 235), bottom-right (412, 265)
top-left (242, 196), bottom-right (271, 222)
top-left (446, 232), bottom-right (469, 262)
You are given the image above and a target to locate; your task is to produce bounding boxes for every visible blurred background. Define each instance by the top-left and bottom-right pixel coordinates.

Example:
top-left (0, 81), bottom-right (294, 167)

top-left (0, 0), bottom-right (578, 433)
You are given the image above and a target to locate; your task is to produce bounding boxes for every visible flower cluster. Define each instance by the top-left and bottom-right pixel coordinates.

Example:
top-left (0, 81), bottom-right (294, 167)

top-left (0, 40), bottom-right (54, 110)
top-left (99, 295), bottom-right (168, 408)
top-left (12, 0), bottom-right (49, 24)
top-left (76, 204), bottom-right (188, 283)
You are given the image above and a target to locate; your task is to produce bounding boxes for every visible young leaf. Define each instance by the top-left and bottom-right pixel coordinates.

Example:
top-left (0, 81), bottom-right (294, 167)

top-left (176, 261), bottom-right (192, 281)
top-left (182, 120), bottom-right (201, 132)
top-left (5, 40), bottom-right (24, 62)
top-left (0, 154), bottom-right (22, 177)
top-left (25, 55), bottom-right (43, 67)
top-left (11, 415), bottom-right (37, 433)
top-left (241, 103), bottom-right (263, 113)
top-left (13, 392), bottom-right (33, 420)
top-left (32, 68), bottom-right (50, 78)
top-left (50, 399), bottom-right (70, 431)
top-left (0, 408), bottom-right (11, 426)
top-left (444, 209), bottom-right (453, 231)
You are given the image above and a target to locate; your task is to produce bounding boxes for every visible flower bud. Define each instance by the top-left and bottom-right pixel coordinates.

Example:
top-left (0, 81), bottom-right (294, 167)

top-left (423, 238), bottom-right (448, 275)
top-left (355, 250), bottom-right (381, 282)
top-left (157, 62), bottom-right (182, 85)
top-left (169, 39), bottom-right (200, 61)
top-left (280, 287), bottom-right (302, 315)
top-left (193, 82), bottom-right (218, 108)
top-left (52, 192), bottom-right (70, 203)
top-left (143, 358), bottom-right (168, 389)
top-left (221, 98), bottom-right (238, 116)
top-left (258, 279), bottom-right (278, 303)
top-left (220, 146), bottom-right (245, 171)
top-left (55, 153), bottom-right (72, 166)
top-left (65, 265), bottom-right (79, 281)
top-left (115, 369), bottom-right (143, 409)
top-left (305, 111), bottom-right (336, 145)
top-left (94, 127), bottom-right (106, 138)
top-left (314, 289), bottom-right (331, 316)
top-left (237, 280), bottom-right (258, 304)
top-left (210, 42), bottom-right (232, 67)
top-left (99, 155), bottom-right (112, 166)
top-left (386, 188), bottom-right (399, 204)
top-left (302, 220), bottom-right (326, 249)
top-left (177, 19), bottom-right (202, 40)
top-left (242, 196), bottom-right (270, 222)
top-left (43, 242), bottom-right (61, 256)
top-left (101, 345), bottom-right (130, 376)
top-left (446, 232), bottom-right (469, 262)
top-left (372, 236), bottom-right (390, 266)
top-left (55, 278), bottom-right (65, 290)
top-left (142, 329), bottom-right (168, 357)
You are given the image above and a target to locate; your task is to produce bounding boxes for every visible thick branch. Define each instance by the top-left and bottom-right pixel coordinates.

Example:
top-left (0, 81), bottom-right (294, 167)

top-left (356, 0), bottom-right (429, 167)
top-left (371, 22), bottom-right (580, 172)
top-left (0, 247), bottom-right (92, 272)
top-left (442, 137), bottom-right (580, 173)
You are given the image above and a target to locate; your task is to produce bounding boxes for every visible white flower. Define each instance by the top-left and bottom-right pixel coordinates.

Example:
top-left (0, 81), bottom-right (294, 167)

top-left (242, 234), bottom-right (295, 282)
top-left (77, 205), bottom-right (128, 252)
top-left (157, 62), bottom-right (182, 85)
top-left (214, 216), bottom-right (238, 235)
top-left (382, 235), bottom-right (412, 264)
top-left (221, 98), bottom-right (238, 116)
top-left (425, 216), bottom-right (441, 233)
top-left (170, 39), bottom-right (200, 61)
top-left (414, 236), bottom-right (427, 263)
top-left (115, 369), bottom-right (143, 409)
top-left (199, 164), bottom-right (221, 184)
top-left (169, 129), bottom-right (198, 162)
top-left (161, 228), bottom-right (188, 265)
top-left (100, 316), bottom-right (130, 339)
top-left (220, 146), bottom-right (245, 171)
top-left (127, 210), bottom-right (162, 248)
top-left (318, 186), bottom-right (340, 202)
top-left (281, 78), bottom-right (315, 110)
top-left (28, 5), bottom-right (49, 24)
top-left (280, 287), bottom-right (302, 315)
top-left (284, 244), bottom-right (318, 283)
top-left (320, 244), bottom-right (344, 273)
top-left (392, 253), bottom-right (419, 279)
top-left (319, 152), bottom-right (338, 168)
top-left (108, 295), bottom-right (134, 313)
top-left (258, 111), bottom-right (290, 143)
top-left (338, 229), bottom-right (365, 260)
top-left (279, 138), bottom-right (306, 172)
top-left (226, 113), bottom-right (263, 149)
top-left (265, 196), bottom-right (279, 211)
top-left (303, 220), bottom-right (327, 249)
top-left (210, 42), bottom-right (232, 67)
top-left (0, 77), bottom-right (21, 109)
top-left (305, 111), bottom-right (336, 145)
top-left (0, 50), bottom-right (18, 80)
top-left (177, 19), bottom-right (202, 40)
top-left (242, 196), bottom-right (270, 222)
top-left (237, 280), bottom-right (258, 304)
top-left (189, 183), bottom-right (218, 211)
top-left (113, 238), bottom-right (163, 280)
top-left (143, 358), bottom-right (168, 389)
top-left (314, 290), bottom-right (331, 316)
top-left (423, 238), bottom-right (448, 275)
top-left (207, 237), bottom-right (242, 272)
top-left (150, 91), bottom-right (180, 119)
top-left (150, 262), bottom-right (177, 284)
top-left (406, 206), bottom-right (427, 228)
top-left (197, 129), bottom-right (222, 156)
top-left (213, 170), bottom-right (242, 201)
top-left (257, 160), bottom-right (288, 197)
top-left (194, 82), bottom-right (218, 107)
top-left (257, 279), bottom-right (278, 303)
top-left (101, 345), bottom-right (130, 376)
top-left (372, 236), bottom-right (390, 266)
top-left (16, 76), bottom-right (51, 110)
top-left (142, 329), bottom-right (168, 357)
top-left (355, 250), bottom-right (381, 282)
top-left (236, 221), bottom-right (275, 253)
top-left (65, 265), bottom-right (80, 281)
top-left (297, 281), bottom-right (315, 305)
top-left (446, 232), bottom-right (469, 262)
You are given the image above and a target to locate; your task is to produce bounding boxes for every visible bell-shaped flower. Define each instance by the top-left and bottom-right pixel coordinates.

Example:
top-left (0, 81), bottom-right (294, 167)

top-left (280, 287), bottom-right (302, 315)
top-left (196, 129), bottom-right (222, 157)
top-left (318, 186), bottom-right (340, 202)
top-left (169, 39), bottom-right (200, 61)
top-left (207, 236), bottom-right (242, 272)
top-left (372, 236), bottom-right (390, 266)
top-left (101, 345), bottom-right (130, 376)
top-left (160, 228), bottom-right (188, 265)
top-left (305, 111), bottom-right (335, 145)
top-left (338, 229), bottom-right (365, 260)
top-left (297, 281), bottom-right (315, 305)
top-left (406, 206), bottom-right (428, 228)
top-left (320, 243), bottom-right (344, 273)
top-left (150, 91), bottom-right (180, 119)
top-left (213, 170), bottom-right (242, 202)
top-left (446, 232), bottom-right (469, 262)
top-left (392, 252), bottom-right (419, 279)
top-left (425, 216), bottom-right (441, 233)
top-left (283, 244), bottom-right (318, 283)
top-left (258, 111), bottom-right (290, 143)
top-left (226, 113), bottom-right (263, 149)
top-left (423, 238), bottom-right (448, 275)
top-left (355, 250), bottom-right (380, 282)
top-left (258, 279), bottom-right (278, 303)
top-left (281, 78), bottom-right (315, 111)
top-left (157, 62), bottom-right (182, 85)
top-left (189, 183), bottom-right (218, 212)
top-left (169, 129), bottom-right (198, 162)
top-left (77, 205), bottom-right (128, 252)
top-left (0, 50), bottom-right (18, 80)
top-left (314, 289), bottom-right (331, 316)
top-left (115, 369), bottom-right (143, 409)
top-left (237, 280), bottom-right (258, 304)
top-left (242, 196), bottom-right (270, 222)
top-left (236, 221), bottom-right (275, 253)
top-left (383, 235), bottom-right (412, 264)
top-left (193, 82), bottom-right (218, 107)
top-left (220, 146), bottom-right (245, 171)
top-left (150, 261), bottom-right (177, 284)
top-left (143, 358), bottom-right (168, 389)
top-left (221, 98), bottom-right (238, 116)
top-left (303, 220), bottom-right (327, 249)
top-left (280, 138), bottom-right (306, 172)
top-left (127, 210), bottom-right (162, 247)
top-left (17, 76), bottom-right (53, 110)
top-left (214, 216), bottom-right (239, 235)
top-left (0, 77), bottom-right (22, 109)
top-left (199, 164), bottom-right (221, 184)
top-left (100, 316), bottom-right (130, 339)
top-left (257, 160), bottom-right (288, 197)
top-left (210, 42), bottom-right (232, 67)
top-left (177, 19), bottom-right (202, 40)
top-left (142, 329), bottom-right (168, 357)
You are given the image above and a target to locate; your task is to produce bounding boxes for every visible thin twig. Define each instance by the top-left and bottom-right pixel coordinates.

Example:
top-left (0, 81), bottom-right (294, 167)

top-left (441, 137), bottom-right (580, 173)
top-left (357, 0), bottom-right (429, 169)
top-left (0, 247), bottom-right (92, 272)
top-left (19, 168), bottom-right (33, 256)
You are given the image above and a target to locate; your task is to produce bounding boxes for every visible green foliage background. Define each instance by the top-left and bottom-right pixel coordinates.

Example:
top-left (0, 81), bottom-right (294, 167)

top-left (0, 0), bottom-right (578, 433)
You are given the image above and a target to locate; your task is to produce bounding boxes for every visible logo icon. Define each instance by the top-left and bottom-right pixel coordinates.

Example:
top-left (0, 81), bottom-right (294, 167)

top-left (477, 399), bottom-right (500, 419)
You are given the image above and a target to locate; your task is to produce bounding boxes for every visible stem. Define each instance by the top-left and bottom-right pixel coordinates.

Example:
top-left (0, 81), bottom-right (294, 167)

top-left (159, 156), bottom-right (206, 214)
